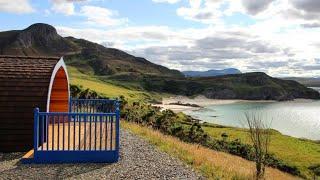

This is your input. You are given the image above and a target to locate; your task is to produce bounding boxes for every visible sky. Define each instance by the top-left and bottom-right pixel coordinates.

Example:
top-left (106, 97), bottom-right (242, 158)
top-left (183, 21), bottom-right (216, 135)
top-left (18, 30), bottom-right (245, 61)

top-left (0, 0), bottom-right (320, 77)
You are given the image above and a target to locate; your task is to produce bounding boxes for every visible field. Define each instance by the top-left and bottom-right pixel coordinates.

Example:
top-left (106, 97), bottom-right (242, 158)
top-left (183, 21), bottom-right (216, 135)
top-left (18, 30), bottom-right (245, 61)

top-left (202, 124), bottom-right (320, 178)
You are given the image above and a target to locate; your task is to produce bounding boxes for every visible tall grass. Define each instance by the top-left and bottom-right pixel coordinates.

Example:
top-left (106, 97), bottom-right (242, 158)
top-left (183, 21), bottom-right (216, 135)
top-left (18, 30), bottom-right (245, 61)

top-left (203, 125), bottom-right (320, 179)
top-left (121, 121), bottom-right (297, 180)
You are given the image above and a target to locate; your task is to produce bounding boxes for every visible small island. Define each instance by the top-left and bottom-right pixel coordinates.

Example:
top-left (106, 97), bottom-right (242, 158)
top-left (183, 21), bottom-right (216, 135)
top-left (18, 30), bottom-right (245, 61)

top-left (168, 101), bottom-right (201, 107)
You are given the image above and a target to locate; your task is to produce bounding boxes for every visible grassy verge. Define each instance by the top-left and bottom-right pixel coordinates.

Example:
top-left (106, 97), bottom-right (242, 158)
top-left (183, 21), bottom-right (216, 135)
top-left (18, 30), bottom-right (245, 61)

top-left (202, 124), bottom-right (320, 178)
top-left (121, 121), bottom-right (296, 180)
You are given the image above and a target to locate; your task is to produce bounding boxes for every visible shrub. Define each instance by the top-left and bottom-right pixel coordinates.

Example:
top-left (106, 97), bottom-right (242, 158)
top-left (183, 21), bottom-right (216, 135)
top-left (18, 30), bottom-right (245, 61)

top-left (70, 84), bottom-right (106, 99)
top-left (308, 164), bottom-right (320, 178)
top-left (265, 154), bottom-right (301, 176)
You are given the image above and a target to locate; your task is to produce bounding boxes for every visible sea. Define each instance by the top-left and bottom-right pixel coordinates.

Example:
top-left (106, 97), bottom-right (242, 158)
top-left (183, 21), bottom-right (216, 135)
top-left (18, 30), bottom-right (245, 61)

top-left (183, 87), bottom-right (320, 140)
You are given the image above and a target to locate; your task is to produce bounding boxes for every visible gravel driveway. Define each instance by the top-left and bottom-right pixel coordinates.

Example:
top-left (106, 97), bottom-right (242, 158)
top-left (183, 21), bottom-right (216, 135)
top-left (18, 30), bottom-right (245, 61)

top-left (0, 129), bottom-right (203, 180)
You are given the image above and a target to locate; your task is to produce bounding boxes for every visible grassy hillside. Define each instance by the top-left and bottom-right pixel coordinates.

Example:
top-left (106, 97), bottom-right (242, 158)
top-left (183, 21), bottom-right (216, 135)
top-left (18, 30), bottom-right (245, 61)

top-left (122, 121), bottom-right (296, 180)
top-left (202, 124), bottom-right (320, 179)
top-left (68, 66), bottom-right (165, 102)
top-left (108, 72), bottom-right (320, 100)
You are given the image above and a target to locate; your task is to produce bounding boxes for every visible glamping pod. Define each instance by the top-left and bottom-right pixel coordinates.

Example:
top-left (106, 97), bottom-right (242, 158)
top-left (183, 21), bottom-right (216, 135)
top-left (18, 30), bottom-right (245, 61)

top-left (0, 55), bottom-right (120, 163)
top-left (0, 56), bottom-right (70, 152)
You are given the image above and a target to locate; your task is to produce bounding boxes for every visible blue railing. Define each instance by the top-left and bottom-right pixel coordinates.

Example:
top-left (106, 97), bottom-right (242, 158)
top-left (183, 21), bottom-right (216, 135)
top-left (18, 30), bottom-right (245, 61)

top-left (69, 99), bottom-right (118, 113)
top-left (32, 99), bottom-right (120, 163)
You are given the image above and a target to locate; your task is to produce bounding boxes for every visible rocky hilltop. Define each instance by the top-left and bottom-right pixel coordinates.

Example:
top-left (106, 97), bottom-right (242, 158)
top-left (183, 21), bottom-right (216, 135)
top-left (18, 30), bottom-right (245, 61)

top-left (0, 23), bottom-right (79, 56)
top-left (0, 23), bottom-right (182, 77)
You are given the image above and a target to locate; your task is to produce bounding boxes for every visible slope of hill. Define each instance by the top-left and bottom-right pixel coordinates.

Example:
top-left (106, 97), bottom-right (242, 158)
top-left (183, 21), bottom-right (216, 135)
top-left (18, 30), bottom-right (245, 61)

top-left (183, 68), bottom-right (241, 77)
top-left (0, 23), bottom-right (182, 77)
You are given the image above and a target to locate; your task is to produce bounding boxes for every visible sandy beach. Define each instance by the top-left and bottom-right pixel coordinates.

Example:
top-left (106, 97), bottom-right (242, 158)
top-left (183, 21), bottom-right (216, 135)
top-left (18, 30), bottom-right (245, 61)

top-left (154, 96), bottom-right (239, 112)
top-left (154, 96), bottom-right (283, 113)
top-left (154, 96), bottom-right (314, 113)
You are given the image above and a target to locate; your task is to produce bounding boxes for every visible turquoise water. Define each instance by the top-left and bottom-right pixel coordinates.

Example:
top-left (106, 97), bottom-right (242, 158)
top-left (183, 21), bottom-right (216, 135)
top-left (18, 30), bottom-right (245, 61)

top-left (183, 100), bottom-right (320, 140)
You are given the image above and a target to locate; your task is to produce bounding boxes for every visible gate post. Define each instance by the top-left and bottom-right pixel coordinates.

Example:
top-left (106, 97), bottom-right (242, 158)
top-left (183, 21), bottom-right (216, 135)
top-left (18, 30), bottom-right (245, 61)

top-left (33, 108), bottom-right (39, 153)
top-left (115, 101), bottom-right (120, 153)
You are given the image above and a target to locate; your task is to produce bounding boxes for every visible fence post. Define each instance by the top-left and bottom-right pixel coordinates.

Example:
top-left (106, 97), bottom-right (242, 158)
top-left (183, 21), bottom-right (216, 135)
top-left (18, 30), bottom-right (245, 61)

top-left (34, 108), bottom-right (39, 153)
top-left (115, 101), bottom-right (120, 152)
top-left (69, 98), bottom-right (72, 112)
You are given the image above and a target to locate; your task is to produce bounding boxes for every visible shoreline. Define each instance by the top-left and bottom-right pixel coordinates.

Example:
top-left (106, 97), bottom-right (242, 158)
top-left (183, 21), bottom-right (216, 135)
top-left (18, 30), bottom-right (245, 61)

top-left (154, 95), bottom-right (317, 113)
top-left (155, 95), bottom-right (274, 113)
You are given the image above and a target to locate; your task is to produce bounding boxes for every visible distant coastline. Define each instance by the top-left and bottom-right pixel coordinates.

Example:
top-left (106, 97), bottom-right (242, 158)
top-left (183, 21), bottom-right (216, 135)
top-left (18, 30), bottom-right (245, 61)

top-left (156, 96), bottom-right (276, 113)
top-left (157, 96), bottom-right (318, 113)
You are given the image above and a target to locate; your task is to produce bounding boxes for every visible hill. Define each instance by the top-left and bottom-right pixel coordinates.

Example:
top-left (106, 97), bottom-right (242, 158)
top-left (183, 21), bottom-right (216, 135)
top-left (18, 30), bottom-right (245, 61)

top-left (183, 68), bottom-right (241, 77)
top-left (109, 72), bottom-right (320, 100)
top-left (0, 23), bottom-right (182, 77)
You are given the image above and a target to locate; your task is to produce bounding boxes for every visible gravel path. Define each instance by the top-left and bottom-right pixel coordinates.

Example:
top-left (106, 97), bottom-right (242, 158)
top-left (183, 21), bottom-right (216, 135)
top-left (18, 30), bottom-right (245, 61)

top-left (0, 129), bottom-right (203, 180)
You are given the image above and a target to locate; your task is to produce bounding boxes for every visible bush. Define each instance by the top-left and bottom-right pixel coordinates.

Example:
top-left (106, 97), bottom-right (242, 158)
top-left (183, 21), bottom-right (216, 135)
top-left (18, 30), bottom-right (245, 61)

top-left (70, 84), bottom-right (106, 99)
top-left (308, 164), bottom-right (320, 177)
top-left (263, 154), bottom-right (301, 176)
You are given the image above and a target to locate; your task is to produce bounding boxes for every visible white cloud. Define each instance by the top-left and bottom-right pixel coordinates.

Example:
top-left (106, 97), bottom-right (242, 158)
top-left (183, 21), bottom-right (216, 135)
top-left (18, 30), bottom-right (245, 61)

top-left (51, 0), bottom-right (76, 15)
top-left (241, 0), bottom-right (274, 15)
top-left (0, 0), bottom-right (34, 14)
top-left (56, 24), bottom-right (320, 77)
top-left (176, 0), bottom-right (225, 24)
top-left (152, 0), bottom-right (180, 4)
top-left (57, 25), bottom-right (185, 49)
top-left (80, 5), bottom-right (128, 26)
top-left (55, 0), bottom-right (320, 77)
top-left (176, 0), bottom-right (320, 29)
top-left (49, 2), bottom-right (128, 27)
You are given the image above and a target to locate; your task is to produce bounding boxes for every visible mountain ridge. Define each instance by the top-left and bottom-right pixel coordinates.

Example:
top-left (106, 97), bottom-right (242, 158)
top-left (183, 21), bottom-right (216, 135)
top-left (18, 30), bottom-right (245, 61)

top-left (183, 68), bottom-right (241, 77)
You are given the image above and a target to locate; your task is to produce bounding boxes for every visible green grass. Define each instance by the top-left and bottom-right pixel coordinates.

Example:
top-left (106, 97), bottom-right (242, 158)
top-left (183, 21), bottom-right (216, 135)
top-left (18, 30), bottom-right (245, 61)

top-left (68, 66), bottom-right (165, 102)
top-left (202, 125), bottom-right (320, 178)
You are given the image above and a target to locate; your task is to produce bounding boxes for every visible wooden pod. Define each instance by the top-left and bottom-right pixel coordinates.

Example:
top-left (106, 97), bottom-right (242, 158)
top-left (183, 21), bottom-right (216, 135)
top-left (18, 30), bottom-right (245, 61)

top-left (0, 56), bottom-right (70, 152)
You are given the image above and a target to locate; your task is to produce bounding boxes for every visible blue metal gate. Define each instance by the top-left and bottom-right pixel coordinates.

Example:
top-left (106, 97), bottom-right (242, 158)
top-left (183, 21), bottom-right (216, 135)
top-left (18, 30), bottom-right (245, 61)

top-left (29, 99), bottom-right (120, 163)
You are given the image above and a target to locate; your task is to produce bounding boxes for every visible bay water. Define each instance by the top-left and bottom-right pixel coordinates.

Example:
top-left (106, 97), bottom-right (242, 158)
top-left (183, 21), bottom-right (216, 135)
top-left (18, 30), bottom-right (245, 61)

top-left (183, 88), bottom-right (320, 140)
